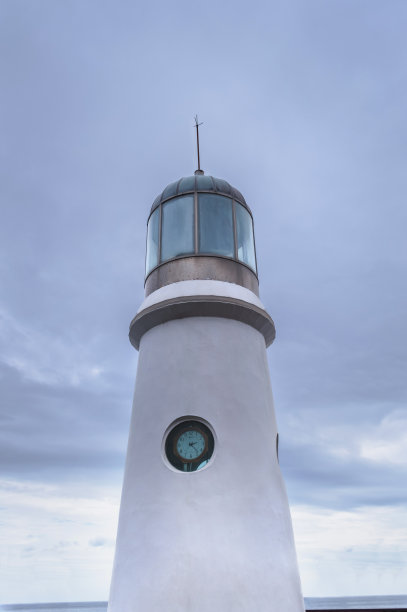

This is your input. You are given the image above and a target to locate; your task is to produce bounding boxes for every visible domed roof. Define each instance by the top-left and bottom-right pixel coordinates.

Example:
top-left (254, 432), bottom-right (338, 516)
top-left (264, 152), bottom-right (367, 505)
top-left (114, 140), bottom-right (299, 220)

top-left (150, 174), bottom-right (249, 215)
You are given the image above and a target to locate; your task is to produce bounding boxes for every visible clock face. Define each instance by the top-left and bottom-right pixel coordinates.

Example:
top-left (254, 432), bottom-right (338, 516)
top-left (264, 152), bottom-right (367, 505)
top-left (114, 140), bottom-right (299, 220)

top-left (165, 419), bottom-right (215, 472)
top-left (176, 429), bottom-right (205, 460)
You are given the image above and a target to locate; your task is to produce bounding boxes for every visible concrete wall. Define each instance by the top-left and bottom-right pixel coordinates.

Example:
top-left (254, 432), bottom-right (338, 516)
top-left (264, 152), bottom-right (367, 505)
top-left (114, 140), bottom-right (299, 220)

top-left (108, 284), bottom-right (304, 611)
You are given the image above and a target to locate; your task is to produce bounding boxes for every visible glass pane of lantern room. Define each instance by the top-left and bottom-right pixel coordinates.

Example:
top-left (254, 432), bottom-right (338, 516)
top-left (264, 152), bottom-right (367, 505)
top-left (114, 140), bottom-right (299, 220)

top-left (198, 194), bottom-right (234, 257)
top-left (235, 203), bottom-right (256, 272)
top-left (145, 207), bottom-right (160, 275)
top-left (161, 195), bottom-right (194, 262)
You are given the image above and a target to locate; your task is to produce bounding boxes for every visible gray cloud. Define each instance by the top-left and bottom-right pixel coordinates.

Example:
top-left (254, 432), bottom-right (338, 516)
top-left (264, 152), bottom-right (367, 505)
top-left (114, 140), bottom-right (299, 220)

top-left (1, 0), bottom-right (405, 499)
top-left (89, 538), bottom-right (113, 548)
top-left (1, 0), bottom-right (407, 601)
top-left (0, 360), bottom-right (130, 480)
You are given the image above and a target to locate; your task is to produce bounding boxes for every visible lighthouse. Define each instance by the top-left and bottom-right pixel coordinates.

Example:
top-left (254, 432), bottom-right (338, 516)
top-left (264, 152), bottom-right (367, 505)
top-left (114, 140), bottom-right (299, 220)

top-left (108, 165), bottom-right (304, 611)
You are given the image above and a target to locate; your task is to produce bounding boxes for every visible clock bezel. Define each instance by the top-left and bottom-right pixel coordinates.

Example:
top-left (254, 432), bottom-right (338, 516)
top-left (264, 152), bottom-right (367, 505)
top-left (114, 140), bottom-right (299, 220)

top-left (173, 425), bottom-right (208, 462)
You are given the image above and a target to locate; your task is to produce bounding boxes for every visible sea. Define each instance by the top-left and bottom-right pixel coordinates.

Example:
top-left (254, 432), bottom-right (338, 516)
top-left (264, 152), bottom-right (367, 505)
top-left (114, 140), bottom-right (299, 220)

top-left (1, 596), bottom-right (407, 611)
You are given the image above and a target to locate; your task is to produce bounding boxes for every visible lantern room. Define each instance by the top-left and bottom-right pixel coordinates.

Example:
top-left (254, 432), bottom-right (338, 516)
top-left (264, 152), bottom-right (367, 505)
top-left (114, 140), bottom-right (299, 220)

top-left (144, 172), bottom-right (259, 296)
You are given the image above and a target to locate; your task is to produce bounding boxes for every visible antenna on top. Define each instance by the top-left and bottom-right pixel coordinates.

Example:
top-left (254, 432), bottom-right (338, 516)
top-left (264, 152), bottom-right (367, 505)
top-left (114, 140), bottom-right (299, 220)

top-left (194, 115), bottom-right (204, 175)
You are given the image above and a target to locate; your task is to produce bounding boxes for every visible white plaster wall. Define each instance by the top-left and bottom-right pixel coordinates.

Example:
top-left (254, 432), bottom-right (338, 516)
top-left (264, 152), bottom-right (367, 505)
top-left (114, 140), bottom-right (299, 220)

top-left (108, 305), bottom-right (304, 611)
top-left (137, 279), bottom-right (266, 313)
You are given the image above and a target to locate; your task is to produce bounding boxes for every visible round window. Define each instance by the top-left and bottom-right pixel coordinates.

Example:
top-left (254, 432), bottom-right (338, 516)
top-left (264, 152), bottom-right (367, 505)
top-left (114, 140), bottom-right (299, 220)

top-left (164, 419), bottom-right (215, 472)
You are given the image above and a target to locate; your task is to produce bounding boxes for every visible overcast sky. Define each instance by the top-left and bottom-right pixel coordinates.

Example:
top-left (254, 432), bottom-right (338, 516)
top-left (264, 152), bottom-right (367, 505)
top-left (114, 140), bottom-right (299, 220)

top-left (1, 0), bottom-right (407, 604)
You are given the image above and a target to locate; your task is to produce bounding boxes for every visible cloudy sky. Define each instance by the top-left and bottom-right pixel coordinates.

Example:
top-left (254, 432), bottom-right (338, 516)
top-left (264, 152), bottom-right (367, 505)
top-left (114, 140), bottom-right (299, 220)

top-left (1, 0), bottom-right (407, 604)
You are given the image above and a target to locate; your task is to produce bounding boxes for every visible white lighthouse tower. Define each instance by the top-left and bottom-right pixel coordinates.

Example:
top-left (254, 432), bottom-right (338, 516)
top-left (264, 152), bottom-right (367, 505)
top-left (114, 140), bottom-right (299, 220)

top-left (108, 164), bottom-right (304, 611)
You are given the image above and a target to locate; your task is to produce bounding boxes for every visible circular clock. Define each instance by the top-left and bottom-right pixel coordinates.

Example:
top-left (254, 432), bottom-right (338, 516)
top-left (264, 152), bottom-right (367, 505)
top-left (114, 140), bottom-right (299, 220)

top-left (164, 419), bottom-right (215, 472)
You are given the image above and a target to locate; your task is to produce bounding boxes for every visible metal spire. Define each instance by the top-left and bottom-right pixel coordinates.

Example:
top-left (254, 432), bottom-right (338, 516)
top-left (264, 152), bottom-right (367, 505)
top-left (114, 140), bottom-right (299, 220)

top-left (194, 115), bottom-right (204, 174)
